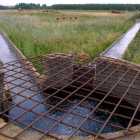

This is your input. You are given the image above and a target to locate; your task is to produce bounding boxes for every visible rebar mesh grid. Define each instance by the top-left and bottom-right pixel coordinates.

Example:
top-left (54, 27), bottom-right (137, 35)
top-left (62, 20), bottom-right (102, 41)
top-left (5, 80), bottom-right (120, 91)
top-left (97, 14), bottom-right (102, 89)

top-left (0, 53), bottom-right (140, 140)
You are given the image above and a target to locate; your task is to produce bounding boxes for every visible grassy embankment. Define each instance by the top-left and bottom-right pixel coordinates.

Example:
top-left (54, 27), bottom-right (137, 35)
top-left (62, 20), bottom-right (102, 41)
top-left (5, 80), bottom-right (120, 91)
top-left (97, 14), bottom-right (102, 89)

top-left (123, 31), bottom-right (140, 64)
top-left (0, 10), bottom-right (138, 58)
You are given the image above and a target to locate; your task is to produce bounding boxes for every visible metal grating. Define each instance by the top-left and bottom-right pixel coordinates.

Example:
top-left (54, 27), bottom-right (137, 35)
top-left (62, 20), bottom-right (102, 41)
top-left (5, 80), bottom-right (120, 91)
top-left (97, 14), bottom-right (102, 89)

top-left (0, 53), bottom-right (140, 140)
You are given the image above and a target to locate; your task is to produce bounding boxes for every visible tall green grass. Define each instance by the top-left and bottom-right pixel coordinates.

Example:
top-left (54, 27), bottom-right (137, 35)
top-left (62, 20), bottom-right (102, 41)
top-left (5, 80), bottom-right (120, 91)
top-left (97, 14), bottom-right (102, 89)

top-left (0, 10), bottom-right (137, 58)
top-left (123, 31), bottom-right (140, 64)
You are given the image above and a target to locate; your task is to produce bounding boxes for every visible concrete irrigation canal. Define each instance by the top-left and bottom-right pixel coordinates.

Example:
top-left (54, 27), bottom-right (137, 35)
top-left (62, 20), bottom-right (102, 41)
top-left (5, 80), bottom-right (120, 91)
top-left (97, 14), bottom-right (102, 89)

top-left (102, 21), bottom-right (140, 58)
top-left (0, 20), bottom-right (140, 140)
top-left (0, 34), bottom-right (47, 129)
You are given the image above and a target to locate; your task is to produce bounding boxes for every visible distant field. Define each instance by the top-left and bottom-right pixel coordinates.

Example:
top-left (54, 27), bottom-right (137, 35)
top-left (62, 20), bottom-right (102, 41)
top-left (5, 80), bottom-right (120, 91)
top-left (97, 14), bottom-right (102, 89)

top-left (0, 10), bottom-right (138, 58)
top-left (57, 10), bottom-right (112, 12)
top-left (58, 10), bottom-right (130, 13)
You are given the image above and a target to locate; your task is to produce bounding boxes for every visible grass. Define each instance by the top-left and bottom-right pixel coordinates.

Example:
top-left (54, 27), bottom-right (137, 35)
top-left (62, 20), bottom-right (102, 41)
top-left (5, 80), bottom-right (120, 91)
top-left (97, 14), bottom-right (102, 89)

top-left (123, 31), bottom-right (140, 64)
top-left (0, 10), bottom-right (138, 58)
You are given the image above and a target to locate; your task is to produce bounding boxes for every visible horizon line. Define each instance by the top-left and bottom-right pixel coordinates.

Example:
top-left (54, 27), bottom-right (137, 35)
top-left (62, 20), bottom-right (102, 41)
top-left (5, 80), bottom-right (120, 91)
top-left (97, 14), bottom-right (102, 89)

top-left (1, 3), bottom-right (140, 7)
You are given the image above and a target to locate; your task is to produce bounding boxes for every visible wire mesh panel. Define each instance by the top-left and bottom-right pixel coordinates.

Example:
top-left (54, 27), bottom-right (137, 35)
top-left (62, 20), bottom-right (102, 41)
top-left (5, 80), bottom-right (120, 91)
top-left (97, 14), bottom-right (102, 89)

top-left (0, 53), bottom-right (140, 140)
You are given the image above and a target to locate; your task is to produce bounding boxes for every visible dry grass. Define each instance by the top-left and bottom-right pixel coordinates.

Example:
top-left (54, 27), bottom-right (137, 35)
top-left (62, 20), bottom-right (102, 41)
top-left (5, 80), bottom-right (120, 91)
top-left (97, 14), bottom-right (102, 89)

top-left (66, 12), bottom-right (131, 17)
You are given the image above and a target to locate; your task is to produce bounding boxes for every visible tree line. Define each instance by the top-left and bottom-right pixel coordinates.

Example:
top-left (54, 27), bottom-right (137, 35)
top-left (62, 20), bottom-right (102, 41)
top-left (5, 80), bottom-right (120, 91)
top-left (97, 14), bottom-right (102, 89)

top-left (15, 3), bottom-right (47, 9)
top-left (0, 5), bottom-right (10, 10)
top-left (51, 4), bottom-right (140, 11)
top-left (0, 3), bottom-right (47, 10)
top-left (0, 3), bottom-right (140, 11)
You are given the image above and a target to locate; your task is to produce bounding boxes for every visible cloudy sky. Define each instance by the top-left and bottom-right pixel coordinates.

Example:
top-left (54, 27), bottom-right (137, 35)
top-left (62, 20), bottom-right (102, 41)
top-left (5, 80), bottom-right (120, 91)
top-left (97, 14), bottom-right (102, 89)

top-left (1, 0), bottom-right (140, 6)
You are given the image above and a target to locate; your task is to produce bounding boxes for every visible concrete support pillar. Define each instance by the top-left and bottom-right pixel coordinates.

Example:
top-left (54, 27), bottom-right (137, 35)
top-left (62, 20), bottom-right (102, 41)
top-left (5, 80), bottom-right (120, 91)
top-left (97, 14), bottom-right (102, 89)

top-left (0, 63), bottom-right (10, 113)
top-left (43, 54), bottom-right (74, 89)
top-left (0, 66), bottom-right (4, 112)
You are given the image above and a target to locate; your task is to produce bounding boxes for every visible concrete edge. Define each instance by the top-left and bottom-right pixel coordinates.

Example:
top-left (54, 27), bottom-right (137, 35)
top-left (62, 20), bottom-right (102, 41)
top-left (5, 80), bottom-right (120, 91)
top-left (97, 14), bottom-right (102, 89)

top-left (0, 29), bottom-right (26, 60)
top-left (0, 29), bottom-right (44, 89)
top-left (100, 20), bottom-right (140, 58)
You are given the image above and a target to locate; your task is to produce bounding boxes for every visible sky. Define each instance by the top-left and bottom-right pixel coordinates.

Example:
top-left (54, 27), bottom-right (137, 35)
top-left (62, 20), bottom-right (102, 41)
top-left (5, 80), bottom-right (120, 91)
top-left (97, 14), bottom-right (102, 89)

top-left (1, 0), bottom-right (140, 6)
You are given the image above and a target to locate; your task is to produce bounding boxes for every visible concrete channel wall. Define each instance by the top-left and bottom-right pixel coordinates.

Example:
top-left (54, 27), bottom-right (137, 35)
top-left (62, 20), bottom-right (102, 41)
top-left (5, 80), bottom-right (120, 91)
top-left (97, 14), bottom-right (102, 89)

top-left (93, 57), bottom-right (140, 108)
top-left (0, 63), bottom-right (10, 113)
